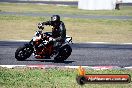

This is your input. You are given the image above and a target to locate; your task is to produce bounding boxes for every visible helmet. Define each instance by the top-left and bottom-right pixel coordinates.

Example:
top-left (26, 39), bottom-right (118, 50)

top-left (51, 15), bottom-right (60, 22)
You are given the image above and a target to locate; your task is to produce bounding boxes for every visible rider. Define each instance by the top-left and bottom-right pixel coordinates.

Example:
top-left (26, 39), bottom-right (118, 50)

top-left (41, 15), bottom-right (66, 44)
top-left (37, 15), bottom-right (66, 58)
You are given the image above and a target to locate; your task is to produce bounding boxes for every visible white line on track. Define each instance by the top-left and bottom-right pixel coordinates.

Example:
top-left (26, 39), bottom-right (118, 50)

top-left (4, 40), bottom-right (132, 45)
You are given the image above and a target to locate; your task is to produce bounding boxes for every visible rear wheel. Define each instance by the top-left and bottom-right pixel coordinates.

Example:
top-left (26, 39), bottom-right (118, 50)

top-left (54, 45), bottom-right (72, 62)
top-left (15, 45), bottom-right (33, 61)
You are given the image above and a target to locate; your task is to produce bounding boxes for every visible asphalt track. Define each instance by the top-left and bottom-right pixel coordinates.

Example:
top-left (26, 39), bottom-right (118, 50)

top-left (0, 1), bottom-right (132, 67)
top-left (0, 41), bottom-right (132, 67)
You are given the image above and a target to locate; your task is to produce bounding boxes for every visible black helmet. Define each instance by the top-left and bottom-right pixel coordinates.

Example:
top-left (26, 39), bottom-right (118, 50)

top-left (51, 15), bottom-right (60, 22)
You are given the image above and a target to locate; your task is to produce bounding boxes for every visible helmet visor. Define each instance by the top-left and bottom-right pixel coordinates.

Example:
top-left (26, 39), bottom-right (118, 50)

top-left (51, 16), bottom-right (57, 21)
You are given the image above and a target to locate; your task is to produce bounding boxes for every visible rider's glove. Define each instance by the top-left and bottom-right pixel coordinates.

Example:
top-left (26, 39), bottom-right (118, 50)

top-left (38, 23), bottom-right (44, 29)
top-left (38, 23), bottom-right (42, 27)
top-left (49, 37), bottom-right (56, 42)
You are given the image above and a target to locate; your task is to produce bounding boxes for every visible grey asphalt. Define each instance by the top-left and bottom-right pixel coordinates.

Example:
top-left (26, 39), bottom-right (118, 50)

top-left (0, 1), bottom-right (132, 66)
top-left (0, 12), bottom-right (132, 20)
top-left (0, 41), bottom-right (132, 67)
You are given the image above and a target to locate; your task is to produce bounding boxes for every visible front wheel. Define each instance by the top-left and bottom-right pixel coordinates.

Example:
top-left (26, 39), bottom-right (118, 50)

top-left (15, 45), bottom-right (33, 61)
top-left (54, 45), bottom-right (72, 62)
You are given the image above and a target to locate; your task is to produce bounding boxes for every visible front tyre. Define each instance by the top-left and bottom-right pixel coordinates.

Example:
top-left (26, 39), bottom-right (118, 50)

top-left (54, 45), bottom-right (72, 62)
top-left (15, 45), bottom-right (33, 61)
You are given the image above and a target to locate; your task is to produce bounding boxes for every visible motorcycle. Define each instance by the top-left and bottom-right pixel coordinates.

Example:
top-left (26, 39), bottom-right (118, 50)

top-left (15, 23), bottom-right (72, 62)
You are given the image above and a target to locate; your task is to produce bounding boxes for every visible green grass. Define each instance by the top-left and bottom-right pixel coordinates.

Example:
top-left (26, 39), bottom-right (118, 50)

top-left (0, 67), bottom-right (132, 88)
top-left (0, 15), bottom-right (132, 43)
top-left (0, 3), bottom-right (132, 16)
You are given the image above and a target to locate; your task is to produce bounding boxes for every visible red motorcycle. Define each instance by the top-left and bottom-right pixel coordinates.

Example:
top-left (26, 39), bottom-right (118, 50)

top-left (15, 24), bottom-right (72, 62)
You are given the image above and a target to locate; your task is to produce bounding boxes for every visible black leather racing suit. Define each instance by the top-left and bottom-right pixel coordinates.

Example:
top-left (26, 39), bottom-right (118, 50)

top-left (42, 21), bottom-right (66, 46)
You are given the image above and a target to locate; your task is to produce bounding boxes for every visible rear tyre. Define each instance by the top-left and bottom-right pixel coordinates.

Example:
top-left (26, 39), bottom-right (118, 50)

top-left (15, 45), bottom-right (33, 61)
top-left (54, 45), bottom-right (72, 62)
